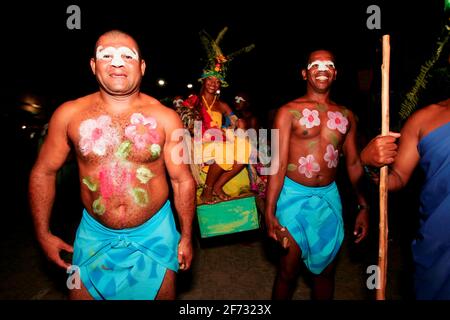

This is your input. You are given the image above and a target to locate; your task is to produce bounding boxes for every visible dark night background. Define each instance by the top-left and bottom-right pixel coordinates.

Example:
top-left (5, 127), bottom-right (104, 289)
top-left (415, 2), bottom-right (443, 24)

top-left (2, 0), bottom-right (447, 110)
top-left (0, 0), bottom-right (449, 300)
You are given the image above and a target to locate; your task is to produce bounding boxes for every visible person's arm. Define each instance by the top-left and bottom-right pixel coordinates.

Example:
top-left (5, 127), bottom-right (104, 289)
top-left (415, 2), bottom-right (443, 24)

top-left (386, 116), bottom-right (421, 191)
top-left (220, 101), bottom-right (239, 129)
top-left (248, 116), bottom-right (259, 131)
top-left (163, 109), bottom-right (196, 271)
top-left (360, 115), bottom-right (421, 191)
top-left (264, 107), bottom-right (291, 246)
top-left (360, 132), bottom-right (400, 167)
top-left (29, 103), bottom-right (74, 269)
top-left (236, 118), bottom-right (247, 130)
top-left (342, 111), bottom-right (369, 243)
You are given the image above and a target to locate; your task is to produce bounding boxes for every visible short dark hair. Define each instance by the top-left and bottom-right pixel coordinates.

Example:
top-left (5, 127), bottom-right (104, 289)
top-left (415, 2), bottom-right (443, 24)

top-left (303, 46), bottom-right (337, 69)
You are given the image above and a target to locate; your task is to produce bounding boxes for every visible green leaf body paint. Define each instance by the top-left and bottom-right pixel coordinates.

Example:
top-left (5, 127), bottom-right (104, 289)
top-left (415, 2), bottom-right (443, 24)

top-left (131, 188), bottom-right (149, 207)
top-left (307, 139), bottom-right (319, 151)
top-left (136, 167), bottom-right (155, 184)
top-left (316, 103), bottom-right (327, 112)
top-left (115, 140), bottom-right (132, 160)
top-left (82, 177), bottom-right (98, 192)
top-left (287, 163), bottom-right (297, 171)
top-left (329, 132), bottom-right (339, 147)
top-left (149, 143), bottom-right (161, 159)
top-left (93, 197), bottom-right (106, 215)
top-left (288, 110), bottom-right (302, 119)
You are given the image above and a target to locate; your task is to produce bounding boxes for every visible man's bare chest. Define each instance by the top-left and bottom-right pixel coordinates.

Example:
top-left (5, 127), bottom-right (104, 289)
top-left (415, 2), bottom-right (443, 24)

top-left (69, 110), bottom-right (165, 164)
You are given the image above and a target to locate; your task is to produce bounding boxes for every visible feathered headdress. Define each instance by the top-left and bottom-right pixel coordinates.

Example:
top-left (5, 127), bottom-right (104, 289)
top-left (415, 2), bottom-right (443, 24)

top-left (199, 26), bottom-right (255, 87)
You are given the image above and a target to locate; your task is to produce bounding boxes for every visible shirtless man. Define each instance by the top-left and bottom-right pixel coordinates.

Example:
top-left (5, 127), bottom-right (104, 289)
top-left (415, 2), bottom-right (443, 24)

top-left (361, 98), bottom-right (450, 299)
top-left (265, 49), bottom-right (369, 300)
top-left (28, 30), bottom-right (195, 300)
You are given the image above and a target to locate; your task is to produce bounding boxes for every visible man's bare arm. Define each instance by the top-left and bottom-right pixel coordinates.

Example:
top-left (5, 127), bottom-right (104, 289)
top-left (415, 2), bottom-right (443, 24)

top-left (386, 115), bottom-right (421, 191)
top-left (163, 109), bottom-right (196, 271)
top-left (342, 111), bottom-right (369, 243)
top-left (264, 106), bottom-right (291, 245)
top-left (29, 103), bottom-right (74, 268)
top-left (360, 114), bottom-right (421, 191)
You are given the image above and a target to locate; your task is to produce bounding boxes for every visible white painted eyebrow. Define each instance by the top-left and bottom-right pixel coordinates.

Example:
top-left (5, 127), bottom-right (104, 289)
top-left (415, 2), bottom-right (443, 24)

top-left (96, 46), bottom-right (139, 60)
top-left (307, 60), bottom-right (335, 70)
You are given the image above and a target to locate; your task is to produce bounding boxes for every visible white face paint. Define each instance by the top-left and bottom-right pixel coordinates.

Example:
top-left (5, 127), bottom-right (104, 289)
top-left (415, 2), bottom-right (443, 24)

top-left (96, 46), bottom-right (139, 67)
top-left (307, 60), bottom-right (335, 71)
top-left (235, 96), bottom-right (246, 103)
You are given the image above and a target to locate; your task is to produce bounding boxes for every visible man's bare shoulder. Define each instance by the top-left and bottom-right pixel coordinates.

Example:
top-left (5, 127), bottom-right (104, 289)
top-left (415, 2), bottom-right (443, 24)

top-left (51, 93), bottom-right (97, 120)
top-left (140, 93), bottom-right (182, 127)
top-left (277, 98), bottom-right (306, 114)
top-left (140, 93), bottom-right (172, 112)
top-left (140, 93), bottom-right (161, 105)
top-left (337, 104), bottom-right (354, 119)
top-left (408, 102), bottom-right (444, 123)
top-left (401, 100), bottom-right (449, 137)
top-left (282, 97), bottom-right (311, 108)
top-left (323, 99), bottom-right (347, 112)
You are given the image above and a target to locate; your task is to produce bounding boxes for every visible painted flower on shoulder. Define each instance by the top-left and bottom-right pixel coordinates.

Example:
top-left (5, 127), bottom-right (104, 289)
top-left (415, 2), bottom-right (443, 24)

top-left (79, 115), bottom-right (120, 156)
top-left (299, 108), bottom-right (320, 128)
top-left (324, 144), bottom-right (339, 168)
top-left (125, 113), bottom-right (160, 149)
top-left (327, 111), bottom-right (348, 134)
top-left (298, 154), bottom-right (320, 178)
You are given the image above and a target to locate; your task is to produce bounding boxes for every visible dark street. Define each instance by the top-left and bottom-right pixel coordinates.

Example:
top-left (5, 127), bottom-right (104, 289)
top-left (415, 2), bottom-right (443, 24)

top-left (1, 0), bottom-right (447, 303)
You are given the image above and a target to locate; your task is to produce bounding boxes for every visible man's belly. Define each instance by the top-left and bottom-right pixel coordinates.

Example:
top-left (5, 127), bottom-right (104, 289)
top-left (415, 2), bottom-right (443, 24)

top-left (286, 171), bottom-right (336, 187)
top-left (80, 185), bottom-right (169, 229)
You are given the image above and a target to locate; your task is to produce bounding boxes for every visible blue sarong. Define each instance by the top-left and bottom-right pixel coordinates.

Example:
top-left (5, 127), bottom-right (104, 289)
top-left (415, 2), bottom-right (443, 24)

top-left (276, 177), bottom-right (344, 274)
top-left (72, 200), bottom-right (180, 300)
top-left (413, 121), bottom-right (450, 300)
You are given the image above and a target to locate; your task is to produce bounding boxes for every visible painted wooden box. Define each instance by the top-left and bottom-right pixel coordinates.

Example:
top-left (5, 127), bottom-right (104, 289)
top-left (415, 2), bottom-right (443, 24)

top-left (196, 195), bottom-right (260, 238)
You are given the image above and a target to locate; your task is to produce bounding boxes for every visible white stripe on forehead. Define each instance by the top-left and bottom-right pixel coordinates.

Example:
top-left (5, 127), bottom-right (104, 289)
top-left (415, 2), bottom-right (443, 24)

top-left (307, 60), bottom-right (335, 71)
top-left (96, 46), bottom-right (139, 66)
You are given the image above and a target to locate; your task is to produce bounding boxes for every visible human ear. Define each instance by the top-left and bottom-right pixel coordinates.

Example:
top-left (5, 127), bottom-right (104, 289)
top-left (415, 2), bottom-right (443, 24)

top-left (141, 59), bottom-right (146, 76)
top-left (90, 58), bottom-right (96, 75)
top-left (301, 69), bottom-right (307, 80)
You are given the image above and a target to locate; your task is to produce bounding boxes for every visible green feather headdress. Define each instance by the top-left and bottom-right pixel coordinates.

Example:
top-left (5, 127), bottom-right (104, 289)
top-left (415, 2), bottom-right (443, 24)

top-left (198, 27), bottom-right (255, 87)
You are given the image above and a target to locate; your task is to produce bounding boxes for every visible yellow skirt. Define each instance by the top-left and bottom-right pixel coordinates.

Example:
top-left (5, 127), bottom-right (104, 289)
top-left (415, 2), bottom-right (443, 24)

top-left (197, 135), bottom-right (253, 171)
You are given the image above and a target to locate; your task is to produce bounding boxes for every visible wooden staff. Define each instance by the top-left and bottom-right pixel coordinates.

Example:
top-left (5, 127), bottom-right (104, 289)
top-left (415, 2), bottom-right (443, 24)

top-left (376, 34), bottom-right (390, 300)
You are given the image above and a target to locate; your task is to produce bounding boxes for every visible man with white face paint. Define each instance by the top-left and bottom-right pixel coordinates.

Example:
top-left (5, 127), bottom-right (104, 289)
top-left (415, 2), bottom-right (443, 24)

top-left (29, 30), bottom-right (195, 300)
top-left (265, 49), bottom-right (369, 299)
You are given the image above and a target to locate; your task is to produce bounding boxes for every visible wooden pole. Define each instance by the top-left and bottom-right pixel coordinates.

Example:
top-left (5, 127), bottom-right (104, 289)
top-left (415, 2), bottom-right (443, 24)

top-left (376, 34), bottom-right (390, 300)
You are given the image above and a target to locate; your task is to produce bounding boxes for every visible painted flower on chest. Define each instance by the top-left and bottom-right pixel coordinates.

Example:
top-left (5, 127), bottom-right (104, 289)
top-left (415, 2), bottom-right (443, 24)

top-left (298, 154), bottom-right (321, 178)
top-left (324, 144), bottom-right (339, 168)
top-left (327, 111), bottom-right (348, 134)
top-left (125, 113), bottom-right (160, 150)
top-left (98, 161), bottom-right (135, 199)
top-left (79, 115), bottom-right (120, 156)
top-left (299, 108), bottom-right (321, 128)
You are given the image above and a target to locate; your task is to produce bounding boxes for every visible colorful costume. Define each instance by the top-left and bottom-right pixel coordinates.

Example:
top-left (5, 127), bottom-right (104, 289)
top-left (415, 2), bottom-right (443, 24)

top-left (276, 177), bottom-right (344, 274)
top-left (413, 121), bottom-right (450, 299)
top-left (197, 26), bottom-right (255, 88)
top-left (199, 102), bottom-right (252, 172)
top-left (72, 200), bottom-right (179, 300)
